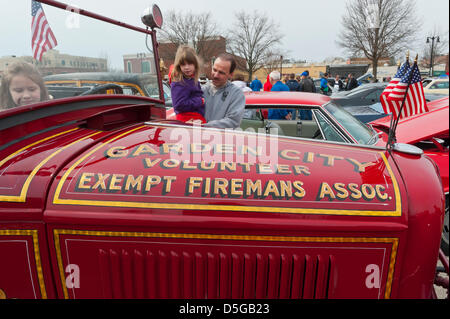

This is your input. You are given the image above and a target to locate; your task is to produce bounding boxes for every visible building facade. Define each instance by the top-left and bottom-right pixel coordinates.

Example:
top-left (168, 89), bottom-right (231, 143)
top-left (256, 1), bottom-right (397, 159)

top-left (0, 50), bottom-right (107, 77)
top-left (123, 53), bottom-right (156, 74)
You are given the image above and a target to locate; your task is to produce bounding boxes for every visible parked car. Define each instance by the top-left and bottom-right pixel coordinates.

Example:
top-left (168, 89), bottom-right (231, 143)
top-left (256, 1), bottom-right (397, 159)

top-left (331, 83), bottom-right (388, 107)
top-left (44, 72), bottom-right (172, 107)
top-left (422, 78), bottom-right (449, 95)
top-left (0, 0), bottom-right (447, 300)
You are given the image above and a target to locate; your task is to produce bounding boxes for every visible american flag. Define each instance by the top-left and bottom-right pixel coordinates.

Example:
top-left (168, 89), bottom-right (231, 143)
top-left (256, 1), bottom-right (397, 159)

top-left (380, 60), bottom-right (409, 118)
top-left (31, 0), bottom-right (57, 61)
top-left (387, 62), bottom-right (428, 119)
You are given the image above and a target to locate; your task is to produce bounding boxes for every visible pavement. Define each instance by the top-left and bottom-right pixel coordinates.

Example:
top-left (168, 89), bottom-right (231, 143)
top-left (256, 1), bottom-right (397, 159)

top-left (435, 260), bottom-right (449, 299)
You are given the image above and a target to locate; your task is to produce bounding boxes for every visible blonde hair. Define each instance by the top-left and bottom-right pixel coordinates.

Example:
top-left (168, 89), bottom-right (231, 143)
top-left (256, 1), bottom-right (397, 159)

top-left (171, 45), bottom-right (201, 83)
top-left (0, 61), bottom-right (49, 109)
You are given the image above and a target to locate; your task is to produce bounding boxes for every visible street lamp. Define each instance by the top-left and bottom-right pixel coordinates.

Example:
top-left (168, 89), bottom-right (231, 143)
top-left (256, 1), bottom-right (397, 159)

top-left (280, 55), bottom-right (283, 78)
top-left (427, 36), bottom-right (440, 77)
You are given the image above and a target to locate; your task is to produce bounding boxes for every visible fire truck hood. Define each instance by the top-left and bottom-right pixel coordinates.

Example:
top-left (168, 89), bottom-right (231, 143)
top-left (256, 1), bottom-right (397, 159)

top-left (38, 123), bottom-right (404, 218)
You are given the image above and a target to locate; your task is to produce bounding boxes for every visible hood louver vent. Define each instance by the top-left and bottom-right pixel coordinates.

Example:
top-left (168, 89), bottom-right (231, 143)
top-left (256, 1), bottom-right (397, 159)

top-left (98, 248), bottom-right (335, 299)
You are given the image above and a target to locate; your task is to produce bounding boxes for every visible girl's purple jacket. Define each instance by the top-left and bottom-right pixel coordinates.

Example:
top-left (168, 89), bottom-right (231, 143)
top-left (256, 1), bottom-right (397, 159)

top-left (170, 78), bottom-right (205, 116)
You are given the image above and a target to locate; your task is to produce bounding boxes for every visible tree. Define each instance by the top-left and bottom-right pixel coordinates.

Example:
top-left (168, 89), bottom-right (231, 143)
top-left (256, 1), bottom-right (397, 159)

top-left (158, 10), bottom-right (221, 63)
top-left (227, 11), bottom-right (283, 82)
top-left (338, 0), bottom-right (421, 79)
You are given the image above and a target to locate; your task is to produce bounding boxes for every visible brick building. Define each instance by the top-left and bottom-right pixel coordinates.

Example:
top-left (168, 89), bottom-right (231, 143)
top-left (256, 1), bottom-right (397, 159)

top-left (347, 56), bottom-right (392, 67)
top-left (0, 50), bottom-right (107, 78)
top-left (123, 53), bottom-right (156, 74)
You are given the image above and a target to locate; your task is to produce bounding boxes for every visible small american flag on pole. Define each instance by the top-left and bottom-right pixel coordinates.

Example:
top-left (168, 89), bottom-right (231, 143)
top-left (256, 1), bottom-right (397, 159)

top-left (387, 62), bottom-right (428, 119)
top-left (31, 0), bottom-right (57, 61)
top-left (380, 60), bottom-right (409, 118)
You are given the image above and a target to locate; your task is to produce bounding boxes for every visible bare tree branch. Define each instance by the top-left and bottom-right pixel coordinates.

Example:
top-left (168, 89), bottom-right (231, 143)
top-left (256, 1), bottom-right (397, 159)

top-left (158, 10), bottom-right (221, 63)
top-left (337, 0), bottom-right (421, 78)
top-left (227, 10), bottom-right (283, 81)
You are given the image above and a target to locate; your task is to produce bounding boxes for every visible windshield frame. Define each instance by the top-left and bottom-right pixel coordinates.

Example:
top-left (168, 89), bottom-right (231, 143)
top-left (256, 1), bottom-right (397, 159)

top-left (322, 102), bottom-right (378, 145)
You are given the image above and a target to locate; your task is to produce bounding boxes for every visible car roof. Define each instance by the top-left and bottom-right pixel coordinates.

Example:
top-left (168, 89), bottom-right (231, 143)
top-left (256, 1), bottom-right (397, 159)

top-left (244, 91), bottom-right (331, 106)
top-left (44, 72), bottom-right (157, 83)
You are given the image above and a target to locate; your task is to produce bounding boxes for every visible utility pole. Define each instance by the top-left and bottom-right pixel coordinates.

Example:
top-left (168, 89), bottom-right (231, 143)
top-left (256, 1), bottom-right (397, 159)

top-left (427, 36), bottom-right (440, 77)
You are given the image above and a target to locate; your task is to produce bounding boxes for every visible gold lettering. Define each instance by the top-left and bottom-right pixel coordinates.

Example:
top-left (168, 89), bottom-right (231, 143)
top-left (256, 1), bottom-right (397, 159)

top-left (106, 147), bottom-right (128, 158)
top-left (334, 183), bottom-right (349, 200)
top-left (213, 178), bottom-right (228, 196)
top-left (199, 161), bottom-right (216, 170)
top-left (191, 143), bottom-right (211, 153)
top-left (293, 181), bottom-right (306, 199)
top-left (293, 165), bottom-right (311, 176)
top-left (263, 180), bottom-right (280, 198)
top-left (132, 144), bottom-right (158, 157)
top-left (92, 173), bottom-right (110, 191)
top-left (77, 173), bottom-right (94, 190)
top-left (143, 158), bottom-right (161, 168)
top-left (276, 164), bottom-right (292, 175)
top-left (219, 162), bottom-right (236, 172)
top-left (376, 185), bottom-right (388, 201)
top-left (230, 179), bottom-right (243, 196)
top-left (258, 164), bottom-right (273, 174)
top-left (280, 149), bottom-right (301, 160)
top-left (181, 161), bottom-right (197, 170)
top-left (361, 184), bottom-right (376, 200)
top-left (186, 177), bottom-right (202, 194)
top-left (319, 154), bottom-right (344, 167)
top-left (246, 179), bottom-right (262, 197)
top-left (346, 158), bottom-right (376, 173)
top-left (238, 163), bottom-right (252, 173)
top-left (240, 145), bottom-right (262, 156)
top-left (279, 180), bottom-right (293, 198)
top-left (348, 183), bottom-right (362, 200)
top-left (304, 152), bottom-right (315, 163)
top-left (109, 174), bottom-right (124, 191)
top-left (145, 176), bottom-right (161, 192)
top-left (162, 143), bottom-right (183, 155)
top-left (125, 175), bottom-right (143, 192)
top-left (163, 176), bottom-right (177, 194)
top-left (216, 144), bottom-right (234, 154)
top-left (319, 182), bottom-right (335, 200)
top-left (161, 159), bottom-right (180, 169)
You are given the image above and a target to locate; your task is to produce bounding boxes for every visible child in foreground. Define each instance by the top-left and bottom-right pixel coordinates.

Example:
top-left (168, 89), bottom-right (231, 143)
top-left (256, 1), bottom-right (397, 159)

top-left (0, 61), bottom-right (49, 110)
top-left (170, 46), bottom-right (206, 124)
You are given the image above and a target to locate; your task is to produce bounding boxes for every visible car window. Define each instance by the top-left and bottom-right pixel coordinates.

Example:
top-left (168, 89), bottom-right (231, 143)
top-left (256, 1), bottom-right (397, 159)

top-left (432, 81), bottom-right (449, 89)
top-left (314, 111), bottom-right (347, 143)
top-left (324, 102), bottom-right (375, 144)
top-left (423, 79), bottom-right (432, 86)
top-left (364, 90), bottom-right (380, 100)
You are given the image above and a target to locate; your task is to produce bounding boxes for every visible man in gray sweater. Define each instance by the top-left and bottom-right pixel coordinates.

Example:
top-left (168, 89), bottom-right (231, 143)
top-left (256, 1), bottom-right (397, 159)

top-left (202, 53), bottom-right (246, 129)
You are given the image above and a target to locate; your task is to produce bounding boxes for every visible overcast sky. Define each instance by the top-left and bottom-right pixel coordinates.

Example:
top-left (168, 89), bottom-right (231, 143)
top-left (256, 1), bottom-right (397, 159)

top-left (1, 0), bottom-right (448, 67)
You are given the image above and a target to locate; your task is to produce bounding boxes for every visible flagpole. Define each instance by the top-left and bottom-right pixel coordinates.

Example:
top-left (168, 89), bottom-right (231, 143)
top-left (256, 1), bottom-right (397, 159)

top-left (387, 54), bottom-right (418, 151)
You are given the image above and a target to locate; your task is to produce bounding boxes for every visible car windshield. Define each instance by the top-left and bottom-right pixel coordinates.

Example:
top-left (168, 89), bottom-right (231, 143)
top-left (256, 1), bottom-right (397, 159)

top-left (0, 1), bottom-right (162, 112)
top-left (324, 102), bottom-right (376, 144)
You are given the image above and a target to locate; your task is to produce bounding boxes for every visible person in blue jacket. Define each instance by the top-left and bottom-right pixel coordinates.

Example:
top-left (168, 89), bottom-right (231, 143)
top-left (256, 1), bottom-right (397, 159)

top-left (250, 76), bottom-right (263, 92)
top-left (268, 71), bottom-right (292, 120)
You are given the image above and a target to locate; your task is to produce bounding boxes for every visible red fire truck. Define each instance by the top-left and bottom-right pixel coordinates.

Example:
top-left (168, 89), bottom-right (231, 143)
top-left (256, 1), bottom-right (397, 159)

top-left (0, 0), bottom-right (447, 299)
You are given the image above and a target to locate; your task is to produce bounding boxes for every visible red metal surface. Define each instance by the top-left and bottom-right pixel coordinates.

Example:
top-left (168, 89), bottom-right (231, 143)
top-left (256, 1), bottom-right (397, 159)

top-left (244, 91), bottom-right (331, 106)
top-left (371, 97), bottom-right (449, 145)
top-left (0, 0), bottom-right (446, 300)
